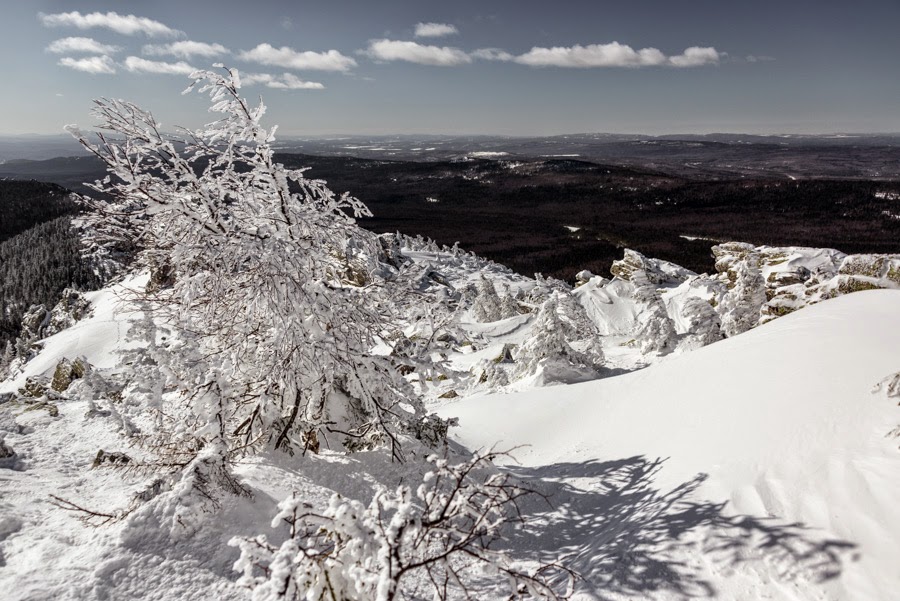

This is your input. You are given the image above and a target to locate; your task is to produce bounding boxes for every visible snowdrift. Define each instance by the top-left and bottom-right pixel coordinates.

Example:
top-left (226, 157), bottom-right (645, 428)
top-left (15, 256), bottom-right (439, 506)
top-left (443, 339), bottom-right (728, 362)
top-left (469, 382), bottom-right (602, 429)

top-left (440, 290), bottom-right (900, 600)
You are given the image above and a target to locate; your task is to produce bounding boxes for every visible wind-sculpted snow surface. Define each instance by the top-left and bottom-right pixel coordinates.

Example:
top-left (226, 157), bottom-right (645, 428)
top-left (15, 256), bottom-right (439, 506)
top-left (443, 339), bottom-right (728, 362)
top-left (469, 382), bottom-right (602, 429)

top-left (440, 290), bottom-right (900, 600)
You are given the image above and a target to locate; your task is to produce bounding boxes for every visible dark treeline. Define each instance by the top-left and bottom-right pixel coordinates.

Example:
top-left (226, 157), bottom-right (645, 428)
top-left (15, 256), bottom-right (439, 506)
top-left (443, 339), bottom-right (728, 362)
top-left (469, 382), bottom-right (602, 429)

top-left (279, 154), bottom-right (900, 281)
top-left (0, 181), bottom-right (99, 346)
top-left (0, 179), bottom-right (77, 244)
top-left (2, 155), bottom-right (900, 286)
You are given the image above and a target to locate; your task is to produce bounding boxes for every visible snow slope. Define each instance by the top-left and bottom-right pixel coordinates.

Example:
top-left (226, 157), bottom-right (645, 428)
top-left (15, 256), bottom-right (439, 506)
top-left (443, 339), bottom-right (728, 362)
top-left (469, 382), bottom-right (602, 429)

top-left (2, 255), bottom-right (898, 600)
top-left (439, 290), bottom-right (900, 600)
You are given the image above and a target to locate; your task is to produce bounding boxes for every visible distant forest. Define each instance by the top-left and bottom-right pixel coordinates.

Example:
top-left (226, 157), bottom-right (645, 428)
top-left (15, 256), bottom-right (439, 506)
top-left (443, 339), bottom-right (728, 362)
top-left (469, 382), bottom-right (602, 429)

top-left (0, 180), bottom-right (99, 346)
top-left (281, 154), bottom-right (900, 281)
top-left (1, 153), bottom-right (899, 296)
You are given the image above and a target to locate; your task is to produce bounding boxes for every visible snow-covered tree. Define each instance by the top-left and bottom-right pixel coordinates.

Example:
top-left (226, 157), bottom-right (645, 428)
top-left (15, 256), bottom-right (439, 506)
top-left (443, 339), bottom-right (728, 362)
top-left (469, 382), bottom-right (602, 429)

top-left (472, 275), bottom-right (503, 322)
top-left (719, 256), bottom-right (766, 337)
top-left (631, 270), bottom-right (677, 355)
top-left (498, 285), bottom-right (521, 319)
top-left (0, 340), bottom-right (13, 378)
top-left (67, 67), bottom-right (448, 512)
top-left (680, 296), bottom-right (724, 350)
top-left (513, 295), bottom-right (603, 381)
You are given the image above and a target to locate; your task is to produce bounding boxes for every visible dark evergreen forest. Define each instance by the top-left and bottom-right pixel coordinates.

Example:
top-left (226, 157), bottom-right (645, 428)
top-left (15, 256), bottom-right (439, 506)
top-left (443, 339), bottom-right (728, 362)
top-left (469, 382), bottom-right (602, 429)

top-left (0, 180), bottom-right (99, 346)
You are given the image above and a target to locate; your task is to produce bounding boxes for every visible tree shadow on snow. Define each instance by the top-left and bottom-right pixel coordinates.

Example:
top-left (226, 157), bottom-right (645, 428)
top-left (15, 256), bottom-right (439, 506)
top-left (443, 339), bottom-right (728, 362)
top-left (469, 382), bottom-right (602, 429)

top-left (503, 456), bottom-right (857, 599)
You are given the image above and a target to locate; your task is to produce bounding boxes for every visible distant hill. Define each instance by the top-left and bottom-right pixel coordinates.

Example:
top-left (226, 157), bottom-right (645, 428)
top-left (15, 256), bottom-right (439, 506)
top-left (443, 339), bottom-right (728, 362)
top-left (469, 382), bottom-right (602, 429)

top-left (1, 153), bottom-right (899, 281)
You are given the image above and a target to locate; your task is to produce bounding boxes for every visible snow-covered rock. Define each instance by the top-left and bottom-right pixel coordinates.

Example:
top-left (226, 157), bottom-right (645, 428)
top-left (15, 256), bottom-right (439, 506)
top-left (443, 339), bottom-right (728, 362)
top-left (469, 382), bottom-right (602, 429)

top-left (610, 248), bottom-right (696, 285)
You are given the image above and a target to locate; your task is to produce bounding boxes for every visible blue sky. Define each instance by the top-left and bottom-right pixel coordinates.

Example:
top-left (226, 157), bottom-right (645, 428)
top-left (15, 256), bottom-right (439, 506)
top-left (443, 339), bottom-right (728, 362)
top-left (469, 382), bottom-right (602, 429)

top-left (1, 0), bottom-right (898, 135)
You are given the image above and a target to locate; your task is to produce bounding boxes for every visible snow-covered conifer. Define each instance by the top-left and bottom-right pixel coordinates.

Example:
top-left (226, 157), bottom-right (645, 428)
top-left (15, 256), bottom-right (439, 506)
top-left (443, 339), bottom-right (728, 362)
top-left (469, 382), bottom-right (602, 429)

top-left (632, 270), bottom-right (677, 355)
top-left (472, 275), bottom-right (503, 322)
top-left (720, 255), bottom-right (766, 337)
top-left (680, 296), bottom-right (724, 350)
top-left (498, 285), bottom-right (521, 318)
top-left (513, 295), bottom-right (603, 381)
top-left (0, 340), bottom-right (13, 378)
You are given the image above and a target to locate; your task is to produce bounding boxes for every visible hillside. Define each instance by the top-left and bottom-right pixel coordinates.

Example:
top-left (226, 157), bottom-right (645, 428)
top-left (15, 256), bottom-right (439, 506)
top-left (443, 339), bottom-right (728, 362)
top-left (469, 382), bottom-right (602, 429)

top-left (439, 289), bottom-right (900, 600)
top-left (1, 239), bottom-right (898, 599)
top-left (3, 154), bottom-right (900, 281)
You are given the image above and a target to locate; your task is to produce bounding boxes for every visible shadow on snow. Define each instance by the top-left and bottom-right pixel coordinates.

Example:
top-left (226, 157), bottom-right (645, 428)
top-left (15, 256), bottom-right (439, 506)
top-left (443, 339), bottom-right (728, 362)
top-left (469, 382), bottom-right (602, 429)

top-left (503, 456), bottom-right (857, 599)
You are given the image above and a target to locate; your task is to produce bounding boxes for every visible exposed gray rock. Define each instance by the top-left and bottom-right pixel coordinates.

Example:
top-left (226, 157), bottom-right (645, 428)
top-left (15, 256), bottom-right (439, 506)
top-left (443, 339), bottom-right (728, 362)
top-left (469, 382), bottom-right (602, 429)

top-left (50, 357), bottom-right (90, 392)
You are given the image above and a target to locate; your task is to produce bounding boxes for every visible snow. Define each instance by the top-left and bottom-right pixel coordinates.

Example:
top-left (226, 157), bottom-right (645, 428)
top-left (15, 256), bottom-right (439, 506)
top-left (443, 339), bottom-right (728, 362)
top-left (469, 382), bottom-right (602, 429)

top-left (0, 273), bottom-right (149, 395)
top-left (2, 239), bottom-right (899, 599)
top-left (573, 277), bottom-right (640, 336)
top-left (439, 290), bottom-right (900, 600)
top-left (467, 151), bottom-right (509, 158)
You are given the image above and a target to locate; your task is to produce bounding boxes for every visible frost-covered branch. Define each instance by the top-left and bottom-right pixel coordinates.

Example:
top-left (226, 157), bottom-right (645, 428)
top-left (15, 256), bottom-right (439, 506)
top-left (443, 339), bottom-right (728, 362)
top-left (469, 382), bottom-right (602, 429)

top-left (231, 451), bottom-right (575, 601)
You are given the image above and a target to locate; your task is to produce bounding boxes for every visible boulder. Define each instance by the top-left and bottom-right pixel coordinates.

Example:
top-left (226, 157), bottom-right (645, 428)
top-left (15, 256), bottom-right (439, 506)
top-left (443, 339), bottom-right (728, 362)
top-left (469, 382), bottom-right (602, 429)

top-left (19, 304), bottom-right (49, 340)
top-left (50, 357), bottom-right (90, 392)
top-left (0, 438), bottom-right (16, 468)
top-left (146, 257), bottom-right (176, 293)
top-left (19, 376), bottom-right (49, 399)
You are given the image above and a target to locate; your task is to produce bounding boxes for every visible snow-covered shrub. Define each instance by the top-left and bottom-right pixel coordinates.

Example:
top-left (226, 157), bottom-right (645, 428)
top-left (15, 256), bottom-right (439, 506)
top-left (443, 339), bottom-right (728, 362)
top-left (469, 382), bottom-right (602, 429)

top-left (472, 275), bottom-right (503, 322)
top-left (231, 452), bottom-right (572, 600)
top-left (873, 371), bottom-right (900, 399)
top-left (513, 296), bottom-right (603, 382)
top-left (67, 68), bottom-right (449, 494)
top-left (680, 296), bottom-right (724, 350)
top-left (472, 357), bottom-right (511, 389)
top-left (631, 270), bottom-right (677, 355)
top-left (720, 256), bottom-right (766, 337)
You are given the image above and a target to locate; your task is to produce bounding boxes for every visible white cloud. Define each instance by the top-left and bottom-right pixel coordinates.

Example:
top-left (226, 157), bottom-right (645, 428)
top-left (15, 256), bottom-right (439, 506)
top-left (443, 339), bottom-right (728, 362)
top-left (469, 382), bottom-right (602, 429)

top-left (242, 72), bottom-right (325, 90)
top-left (124, 56), bottom-right (196, 75)
top-left (471, 48), bottom-right (514, 62)
top-left (58, 55), bottom-right (116, 74)
top-left (746, 55), bottom-right (776, 63)
top-left (39, 11), bottom-right (182, 37)
top-left (668, 46), bottom-right (721, 67)
top-left (364, 39), bottom-right (471, 66)
top-left (414, 22), bottom-right (459, 38)
top-left (361, 39), bottom-right (720, 69)
top-left (47, 37), bottom-right (120, 54)
top-left (511, 42), bottom-right (720, 68)
top-left (514, 42), bottom-right (666, 67)
top-left (238, 43), bottom-right (356, 72)
top-left (143, 41), bottom-right (229, 59)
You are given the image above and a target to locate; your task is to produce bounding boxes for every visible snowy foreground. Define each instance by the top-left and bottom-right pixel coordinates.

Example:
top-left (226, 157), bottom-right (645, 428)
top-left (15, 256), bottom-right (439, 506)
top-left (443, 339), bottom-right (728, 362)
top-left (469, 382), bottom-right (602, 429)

top-left (440, 290), bottom-right (900, 600)
top-left (1, 268), bottom-right (899, 600)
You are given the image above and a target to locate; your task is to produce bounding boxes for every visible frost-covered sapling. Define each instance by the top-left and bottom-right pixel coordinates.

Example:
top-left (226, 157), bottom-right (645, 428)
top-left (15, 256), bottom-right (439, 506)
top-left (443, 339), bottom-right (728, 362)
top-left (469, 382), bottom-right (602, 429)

top-left (66, 67), bottom-right (450, 519)
top-left (472, 275), bottom-right (503, 322)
